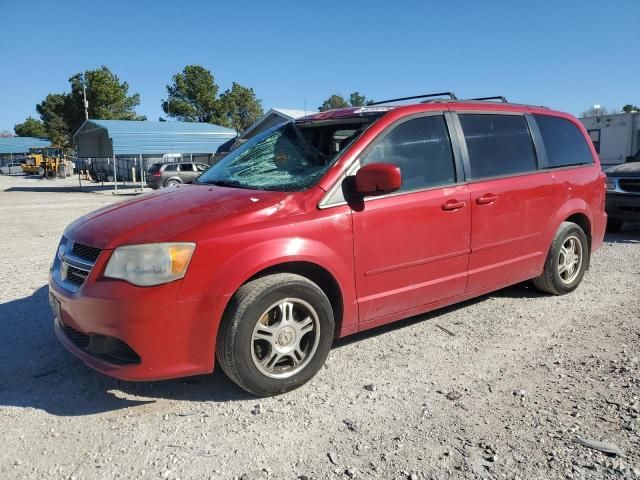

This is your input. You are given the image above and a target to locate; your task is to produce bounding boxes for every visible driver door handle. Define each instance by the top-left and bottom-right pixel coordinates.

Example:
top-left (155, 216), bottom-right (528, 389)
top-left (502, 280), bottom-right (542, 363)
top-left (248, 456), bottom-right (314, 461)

top-left (441, 200), bottom-right (467, 211)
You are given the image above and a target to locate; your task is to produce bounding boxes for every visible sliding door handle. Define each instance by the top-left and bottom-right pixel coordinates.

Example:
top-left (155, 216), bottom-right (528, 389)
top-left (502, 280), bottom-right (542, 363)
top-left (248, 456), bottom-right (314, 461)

top-left (476, 194), bottom-right (498, 205)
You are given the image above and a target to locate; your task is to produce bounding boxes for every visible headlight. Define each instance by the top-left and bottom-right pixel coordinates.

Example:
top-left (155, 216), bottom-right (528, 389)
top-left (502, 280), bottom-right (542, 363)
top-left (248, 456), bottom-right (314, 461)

top-left (104, 243), bottom-right (196, 286)
top-left (606, 178), bottom-right (617, 190)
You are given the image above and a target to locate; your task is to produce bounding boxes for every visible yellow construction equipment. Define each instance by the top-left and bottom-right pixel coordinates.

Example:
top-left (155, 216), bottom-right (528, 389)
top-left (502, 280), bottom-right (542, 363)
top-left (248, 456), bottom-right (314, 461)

top-left (21, 147), bottom-right (72, 179)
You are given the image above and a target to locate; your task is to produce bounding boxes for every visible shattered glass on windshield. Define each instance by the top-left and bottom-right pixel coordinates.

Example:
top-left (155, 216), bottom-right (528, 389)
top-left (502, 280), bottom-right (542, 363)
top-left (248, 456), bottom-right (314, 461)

top-left (197, 119), bottom-right (372, 191)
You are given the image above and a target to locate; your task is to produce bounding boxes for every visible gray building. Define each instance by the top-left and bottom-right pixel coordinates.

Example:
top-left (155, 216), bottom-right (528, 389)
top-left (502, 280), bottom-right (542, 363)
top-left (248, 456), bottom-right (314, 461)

top-left (240, 108), bottom-right (311, 141)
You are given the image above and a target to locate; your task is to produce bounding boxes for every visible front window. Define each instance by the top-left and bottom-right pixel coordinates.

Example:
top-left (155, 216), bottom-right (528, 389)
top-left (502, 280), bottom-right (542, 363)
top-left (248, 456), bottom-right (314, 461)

top-left (197, 119), bottom-right (373, 191)
top-left (359, 114), bottom-right (456, 192)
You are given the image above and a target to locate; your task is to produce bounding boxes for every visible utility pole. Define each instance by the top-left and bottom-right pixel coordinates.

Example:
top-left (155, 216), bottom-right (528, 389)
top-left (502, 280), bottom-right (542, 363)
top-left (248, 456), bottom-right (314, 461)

top-left (82, 84), bottom-right (89, 120)
top-left (593, 104), bottom-right (602, 118)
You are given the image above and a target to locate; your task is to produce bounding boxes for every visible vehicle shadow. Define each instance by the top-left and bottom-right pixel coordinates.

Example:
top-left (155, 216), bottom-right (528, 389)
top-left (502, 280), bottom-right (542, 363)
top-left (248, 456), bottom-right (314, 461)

top-left (333, 281), bottom-right (543, 348)
top-left (0, 280), bottom-right (547, 416)
top-left (604, 222), bottom-right (640, 244)
top-left (0, 286), bottom-right (252, 417)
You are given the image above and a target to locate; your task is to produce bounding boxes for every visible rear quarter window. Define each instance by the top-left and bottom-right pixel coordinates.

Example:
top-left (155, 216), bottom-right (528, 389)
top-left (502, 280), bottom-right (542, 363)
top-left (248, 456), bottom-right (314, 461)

top-left (534, 115), bottom-right (594, 168)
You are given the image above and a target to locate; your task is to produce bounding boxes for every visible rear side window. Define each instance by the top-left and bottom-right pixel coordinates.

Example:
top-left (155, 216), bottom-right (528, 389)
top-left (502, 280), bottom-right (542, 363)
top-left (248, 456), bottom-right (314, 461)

top-left (164, 164), bottom-right (177, 172)
top-left (459, 114), bottom-right (537, 179)
top-left (360, 115), bottom-right (456, 192)
top-left (535, 115), bottom-right (594, 168)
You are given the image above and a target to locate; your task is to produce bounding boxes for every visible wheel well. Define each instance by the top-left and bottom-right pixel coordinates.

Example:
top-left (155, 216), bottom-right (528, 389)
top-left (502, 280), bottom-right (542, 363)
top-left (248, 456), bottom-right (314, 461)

top-left (565, 213), bottom-right (592, 265)
top-left (246, 262), bottom-right (344, 336)
top-left (565, 213), bottom-right (591, 247)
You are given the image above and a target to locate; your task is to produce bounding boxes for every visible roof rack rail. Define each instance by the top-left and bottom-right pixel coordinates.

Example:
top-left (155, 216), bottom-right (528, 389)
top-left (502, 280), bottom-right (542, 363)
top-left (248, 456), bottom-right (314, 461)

top-left (369, 91), bottom-right (458, 106)
top-left (469, 96), bottom-right (509, 103)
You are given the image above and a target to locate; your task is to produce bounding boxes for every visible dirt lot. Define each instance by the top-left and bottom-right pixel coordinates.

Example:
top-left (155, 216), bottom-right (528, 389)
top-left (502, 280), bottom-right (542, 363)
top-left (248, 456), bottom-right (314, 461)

top-left (0, 174), bottom-right (638, 480)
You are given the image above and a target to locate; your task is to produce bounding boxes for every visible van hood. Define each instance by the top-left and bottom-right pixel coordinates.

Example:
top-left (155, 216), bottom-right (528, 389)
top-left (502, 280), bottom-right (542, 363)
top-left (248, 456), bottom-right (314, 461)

top-left (606, 162), bottom-right (640, 177)
top-left (65, 185), bottom-right (287, 249)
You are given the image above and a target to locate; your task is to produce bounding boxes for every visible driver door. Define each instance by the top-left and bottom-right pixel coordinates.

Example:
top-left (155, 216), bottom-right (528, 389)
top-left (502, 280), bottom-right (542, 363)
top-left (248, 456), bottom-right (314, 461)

top-left (351, 113), bottom-right (471, 328)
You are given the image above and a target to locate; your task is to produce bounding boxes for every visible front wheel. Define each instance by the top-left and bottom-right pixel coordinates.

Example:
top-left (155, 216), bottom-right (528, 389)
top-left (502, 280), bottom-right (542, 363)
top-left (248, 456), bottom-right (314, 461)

top-left (216, 273), bottom-right (335, 396)
top-left (532, 222), bottom-right (589, 295)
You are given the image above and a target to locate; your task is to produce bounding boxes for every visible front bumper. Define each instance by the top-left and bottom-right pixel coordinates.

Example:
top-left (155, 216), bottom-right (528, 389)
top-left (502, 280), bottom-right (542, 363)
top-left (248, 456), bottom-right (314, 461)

top-left (606, 193), bottom-right (640, 221)
top-left (49, 272), bottom-right (222, 381)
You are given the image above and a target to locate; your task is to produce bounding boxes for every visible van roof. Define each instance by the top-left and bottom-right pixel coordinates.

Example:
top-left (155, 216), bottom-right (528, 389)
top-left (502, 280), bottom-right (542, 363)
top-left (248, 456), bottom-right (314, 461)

top-left (296, 97), bottom-right (560, 124)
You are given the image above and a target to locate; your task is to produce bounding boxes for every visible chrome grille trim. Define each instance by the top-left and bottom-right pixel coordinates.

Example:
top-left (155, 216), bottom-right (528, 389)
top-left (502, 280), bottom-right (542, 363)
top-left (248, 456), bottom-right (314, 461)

top-left (53, 238), bottom-right (101, 292)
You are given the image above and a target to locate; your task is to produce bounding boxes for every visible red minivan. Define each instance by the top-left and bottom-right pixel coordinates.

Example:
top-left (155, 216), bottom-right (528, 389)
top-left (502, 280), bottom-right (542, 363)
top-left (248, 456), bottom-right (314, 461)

top-left (49, 93), bottom-right (606, 395)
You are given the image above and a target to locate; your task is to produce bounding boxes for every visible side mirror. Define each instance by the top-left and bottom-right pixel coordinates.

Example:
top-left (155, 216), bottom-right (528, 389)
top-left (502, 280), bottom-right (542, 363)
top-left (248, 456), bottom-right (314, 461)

top-left (354, 163), bottom-right (402, 196)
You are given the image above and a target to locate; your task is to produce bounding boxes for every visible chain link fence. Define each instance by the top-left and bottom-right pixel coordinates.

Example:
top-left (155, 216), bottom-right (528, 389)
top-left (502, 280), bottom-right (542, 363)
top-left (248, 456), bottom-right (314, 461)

top-left (73, 153), bottom-right (224, 192)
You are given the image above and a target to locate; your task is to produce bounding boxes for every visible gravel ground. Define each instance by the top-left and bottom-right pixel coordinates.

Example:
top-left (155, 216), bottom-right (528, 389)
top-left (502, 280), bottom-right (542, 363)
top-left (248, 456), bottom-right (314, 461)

top-left (0, 174), bottom-right (639, 480)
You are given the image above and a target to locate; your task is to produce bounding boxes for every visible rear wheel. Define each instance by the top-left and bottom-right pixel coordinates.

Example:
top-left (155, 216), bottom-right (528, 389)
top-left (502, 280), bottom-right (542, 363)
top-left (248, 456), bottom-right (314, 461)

top-left (216, 273), bottom-right (334, 396)
top-left (165, 179), bottom-right (180, 187)
top-left (532, 222), bottom-right (589, 295)
top-left (606, 218), bottom-right (623, 233)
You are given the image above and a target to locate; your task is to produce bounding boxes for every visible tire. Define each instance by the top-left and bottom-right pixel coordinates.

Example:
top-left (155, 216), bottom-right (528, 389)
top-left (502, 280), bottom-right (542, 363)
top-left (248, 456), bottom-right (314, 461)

top-left (532, 222), bottom-right (589, 295)
top-left (165, 179), bottom-right (180, 187)
top-left (606, 218), bottom-right (623, 233)
top-left (216, 273), bottom-right (335, 396)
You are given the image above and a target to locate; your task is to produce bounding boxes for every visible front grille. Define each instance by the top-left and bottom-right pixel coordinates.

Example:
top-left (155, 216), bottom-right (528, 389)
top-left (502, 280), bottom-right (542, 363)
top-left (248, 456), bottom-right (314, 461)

top-left (97, 340), bottom-right (141, 365)
top-left (61, 322), bottom-right (90, 349)
top-left (66, 266), bottom-right (89, 285)
top-left (55, 239), bottom-right (101, 291)
top-left (619, 179), bottom-right (640, 193)
top-left (60, 321), bottom-right (141, 366)
top-left (72, 243), bottom-right (102, 262)
top-left (618, 205), bottom-right (640, 213)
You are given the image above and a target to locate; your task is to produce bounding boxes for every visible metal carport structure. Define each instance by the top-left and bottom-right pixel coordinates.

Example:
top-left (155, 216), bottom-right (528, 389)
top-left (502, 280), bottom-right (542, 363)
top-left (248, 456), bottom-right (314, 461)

top-left (0, 137), bottom-right (50, 165)
top-left (73, 120), bottom-right (237, 187)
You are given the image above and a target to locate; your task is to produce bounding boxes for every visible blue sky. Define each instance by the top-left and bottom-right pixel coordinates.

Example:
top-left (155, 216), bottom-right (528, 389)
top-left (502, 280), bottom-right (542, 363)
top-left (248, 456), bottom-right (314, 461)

top-left (0, 0), bottom-right (638, 132)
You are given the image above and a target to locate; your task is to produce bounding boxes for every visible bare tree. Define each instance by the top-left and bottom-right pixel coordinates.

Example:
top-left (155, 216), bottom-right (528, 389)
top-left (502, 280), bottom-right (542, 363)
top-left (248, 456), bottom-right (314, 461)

top-left (581, 106), bottom-right (610, 118)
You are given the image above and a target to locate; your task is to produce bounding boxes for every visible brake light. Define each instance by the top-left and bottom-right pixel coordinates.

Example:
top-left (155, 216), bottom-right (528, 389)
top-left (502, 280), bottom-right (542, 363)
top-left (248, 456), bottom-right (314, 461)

top-left (152, 171), bottom-right (162, 177)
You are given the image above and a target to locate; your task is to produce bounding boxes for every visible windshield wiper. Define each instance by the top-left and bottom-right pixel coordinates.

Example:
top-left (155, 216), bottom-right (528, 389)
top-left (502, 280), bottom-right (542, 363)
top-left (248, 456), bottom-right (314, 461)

top-left (197, 179), bottom-right (252, 189)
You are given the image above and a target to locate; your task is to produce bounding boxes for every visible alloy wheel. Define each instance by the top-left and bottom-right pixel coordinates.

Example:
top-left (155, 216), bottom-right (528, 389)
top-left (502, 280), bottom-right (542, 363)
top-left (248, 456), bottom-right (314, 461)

top-left (250, 298), bottom-right (320, 379)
